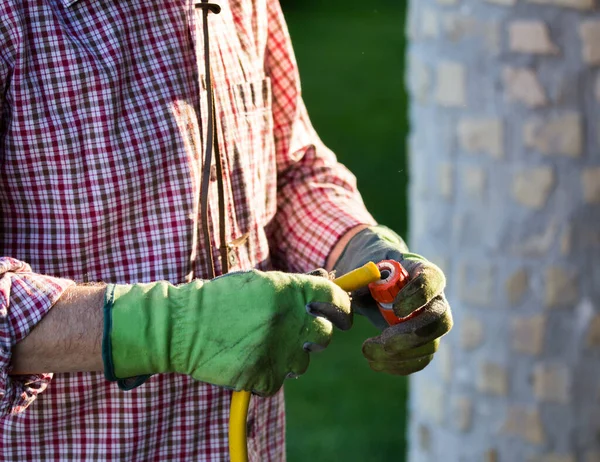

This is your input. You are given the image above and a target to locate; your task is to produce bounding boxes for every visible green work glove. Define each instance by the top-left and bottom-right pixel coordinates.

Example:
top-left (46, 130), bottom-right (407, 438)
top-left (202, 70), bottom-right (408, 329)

top-left (102, 270), bottom-right (352, 396)
top-left (333, 225), bottom-right (453, 375)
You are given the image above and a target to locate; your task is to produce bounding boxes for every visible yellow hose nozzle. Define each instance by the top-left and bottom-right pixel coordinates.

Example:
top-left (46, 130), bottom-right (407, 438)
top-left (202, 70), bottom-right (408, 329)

top-left (332, 261), bottom-right (381, 293)
top-left (229, 262), bottom-right (382, 462)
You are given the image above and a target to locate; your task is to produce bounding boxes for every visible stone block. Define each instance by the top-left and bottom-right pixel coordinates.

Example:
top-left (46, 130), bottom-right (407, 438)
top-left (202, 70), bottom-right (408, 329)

top-left (422, 9), bottom-right (440, 39)
top-left (509, 21), bottom-right (559, 55)
top-left (512, 167), bottom-right (555, 209)
top-left (436, 61), bottom-right (467, 107)
top-left (545, 266), bottom-right (579, 308)
top-left (586, 314), bottom-right (600, 348)
top-left (437, 0), bottom-right (459, 4)
top-left (512, 315), bottom-right (546, 356)
top-left (533, 363), bottom-right (571, 404)
top-left (596, 75), bottom-right (600, 102)
top-left (582, 168), bottom-right (600, 204)
top-left (461, 317), bottom-right (485, 350)
top-left (580, 20), bottom-right (600, 65)
top-left (477, 362), bottom-right (509, 396)
top-left (463, 166), bottom-right (486, 197)
top-left (452, 396), bottom-right (473, 432)
top-left (506, 268), bottom-right (529, 305)
top-left (439, 163), bottom-right (453, 199)
top-left (512, 221), bottom-right (558, 257)
top-left (503, 67), bottom-right (547, 107)
top-left (458, 118), bottom-right (503, 158)
top-left (444, 14), bottom-right (476, 42)
top-left (443, 15), bottom-right (500, 52)
top-left (459, 262), bottom-right (494, 307)
top-left (528, 0), bottom-right (594, 9)
top-left (501, 406), bottom-right (545, 445)
top-left (486, 0), bottom-right (516, 4)
top-left (524, 113), bottom-right (582, 157)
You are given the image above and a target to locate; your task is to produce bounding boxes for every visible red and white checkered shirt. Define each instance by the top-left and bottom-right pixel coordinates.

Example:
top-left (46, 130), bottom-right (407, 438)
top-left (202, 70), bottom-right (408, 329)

top-left (0, 0), bottom-right (374, 460)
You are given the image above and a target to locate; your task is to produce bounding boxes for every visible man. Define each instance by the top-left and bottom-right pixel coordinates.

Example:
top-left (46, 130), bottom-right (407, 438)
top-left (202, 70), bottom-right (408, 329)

top-left (0, 0), bottom-right (452, 460)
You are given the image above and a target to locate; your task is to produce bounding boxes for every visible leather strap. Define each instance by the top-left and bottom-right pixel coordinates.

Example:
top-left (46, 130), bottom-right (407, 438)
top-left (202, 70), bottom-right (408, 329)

top-left (195, 0), bottom-right (229, 278)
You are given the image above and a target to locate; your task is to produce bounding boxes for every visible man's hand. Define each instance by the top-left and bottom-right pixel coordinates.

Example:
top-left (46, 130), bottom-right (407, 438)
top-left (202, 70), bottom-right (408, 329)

top-left (333, 225), bottom-right (453, 375)
top-left (103, 270), bottom-right (352, 396)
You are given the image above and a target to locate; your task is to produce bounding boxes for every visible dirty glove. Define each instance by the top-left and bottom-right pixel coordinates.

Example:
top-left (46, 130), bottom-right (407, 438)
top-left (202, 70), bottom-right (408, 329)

top-left (102, 270), bottom-right (352, 396)
top-left (333, 225), bottom-right (452, 375)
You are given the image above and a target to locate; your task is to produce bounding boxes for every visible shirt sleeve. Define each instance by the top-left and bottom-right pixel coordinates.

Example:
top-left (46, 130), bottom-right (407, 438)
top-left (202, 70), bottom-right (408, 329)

top-left (0, 258), bottom-right (75, 416)
top-left (0, 9), bottom-right (74, 417)
top-left (264, 0), bottom-right (376, 273)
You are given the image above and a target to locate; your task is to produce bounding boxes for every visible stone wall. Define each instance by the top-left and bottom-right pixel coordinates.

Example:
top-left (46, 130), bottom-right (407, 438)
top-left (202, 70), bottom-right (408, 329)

top-left (406, 1), bottom-right (600, 461)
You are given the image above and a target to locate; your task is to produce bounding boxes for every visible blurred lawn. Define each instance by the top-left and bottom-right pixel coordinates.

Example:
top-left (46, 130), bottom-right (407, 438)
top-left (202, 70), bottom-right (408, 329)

top-left (281, 2), bottom-right (409, 461)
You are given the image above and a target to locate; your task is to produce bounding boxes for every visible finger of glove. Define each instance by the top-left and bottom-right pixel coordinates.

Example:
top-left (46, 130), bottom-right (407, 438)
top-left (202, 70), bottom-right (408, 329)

top-left (301, 274), bottom-right (352, 310)
top-left (307, 301), bottom-right (353, 331)
top-left (227, 357), bottom-right (284, 398)
top-left (300, 275), bottom-right (352, 330)
top-left (247, 349), bottom-right (311, 397)
top-left (393, 263), bottom-right (446, 317)
top-left (250, 372), bottom-right (285, 398)
top-left (363, 296), bottom-right (452, 358)
top-left (399, 252), bottom-right (429, 267)
top-left (288, 349), bottom-right (310, 378)
top-left (305, 268), bottom-right (353, 330)
top-left (363, 338), bottom-right (439, 363)
top-left (306, 268), bottom-right (331, 279)
top-left (349, 286), bottom-right (379, 313)
top-left (301, 312), bottom-right (335, 353)
top-left (368, 354), bottom-right (434, 376)
top-left (251, 338), bottom-right (315, 396)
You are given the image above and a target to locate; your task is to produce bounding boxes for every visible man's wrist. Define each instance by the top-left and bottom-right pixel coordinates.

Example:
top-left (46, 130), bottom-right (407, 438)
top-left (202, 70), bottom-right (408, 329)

top-left (325, 224), bottom-right (372, 272)
top-left (10, 284), bottom-right (106, 375)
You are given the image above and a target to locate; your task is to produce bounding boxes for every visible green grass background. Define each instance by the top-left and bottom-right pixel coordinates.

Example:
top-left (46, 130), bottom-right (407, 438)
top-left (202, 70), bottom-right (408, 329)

top-left (281, 1), bottom-right (410, 461)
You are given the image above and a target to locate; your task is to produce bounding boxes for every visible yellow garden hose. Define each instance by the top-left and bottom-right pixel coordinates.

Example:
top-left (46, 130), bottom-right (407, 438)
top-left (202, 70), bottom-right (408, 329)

top-left (229, 262), bottom-right (382, 462)
top-left (229, 390), bottom-right (252, 462)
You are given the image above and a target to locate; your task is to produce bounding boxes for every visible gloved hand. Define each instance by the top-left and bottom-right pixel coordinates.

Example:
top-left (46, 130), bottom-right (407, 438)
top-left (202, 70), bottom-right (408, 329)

top-left (102, 270), bottom-right (352, 396)
top-left (333, 225), bottom-right (453, 375)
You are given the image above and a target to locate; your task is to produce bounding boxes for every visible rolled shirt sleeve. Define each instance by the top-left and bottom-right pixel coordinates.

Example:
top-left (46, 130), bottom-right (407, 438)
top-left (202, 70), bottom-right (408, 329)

top-left (264, 0), bottom-right (376, 273)
top-left (0, 257), bottom-right (74, 416)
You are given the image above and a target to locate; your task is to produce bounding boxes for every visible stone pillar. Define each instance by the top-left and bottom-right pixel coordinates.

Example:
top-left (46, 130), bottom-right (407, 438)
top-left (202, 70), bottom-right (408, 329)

top-left (406, 1), bottom-right (600, 461)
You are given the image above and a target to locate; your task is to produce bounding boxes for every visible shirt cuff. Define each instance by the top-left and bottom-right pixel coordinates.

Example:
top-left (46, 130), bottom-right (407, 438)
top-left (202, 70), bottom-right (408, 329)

top-left (270, 196), bottom-right (377, 274)
top-left (0, 257), bottom-right (75, 416)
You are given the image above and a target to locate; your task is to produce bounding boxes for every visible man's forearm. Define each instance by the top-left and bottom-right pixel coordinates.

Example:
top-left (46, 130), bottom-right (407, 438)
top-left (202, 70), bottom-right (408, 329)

top-left (10, 227), bottom-right (368, 377)
top-left (10, 285), bottom-right (106, 375)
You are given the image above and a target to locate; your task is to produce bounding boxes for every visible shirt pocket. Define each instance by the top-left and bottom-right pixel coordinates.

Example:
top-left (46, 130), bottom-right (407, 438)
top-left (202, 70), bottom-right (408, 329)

top-left (216, 77), bottom-right (277, 242)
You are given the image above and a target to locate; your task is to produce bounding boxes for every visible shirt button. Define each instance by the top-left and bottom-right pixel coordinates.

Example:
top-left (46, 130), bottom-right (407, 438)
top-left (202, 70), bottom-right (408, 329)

top-left (209, 164), bottom-right (217, 181)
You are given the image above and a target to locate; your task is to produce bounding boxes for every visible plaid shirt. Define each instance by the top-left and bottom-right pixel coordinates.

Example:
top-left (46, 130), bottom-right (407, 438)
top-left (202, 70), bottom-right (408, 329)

top-left (0, 0), bottom-right (374, 460)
